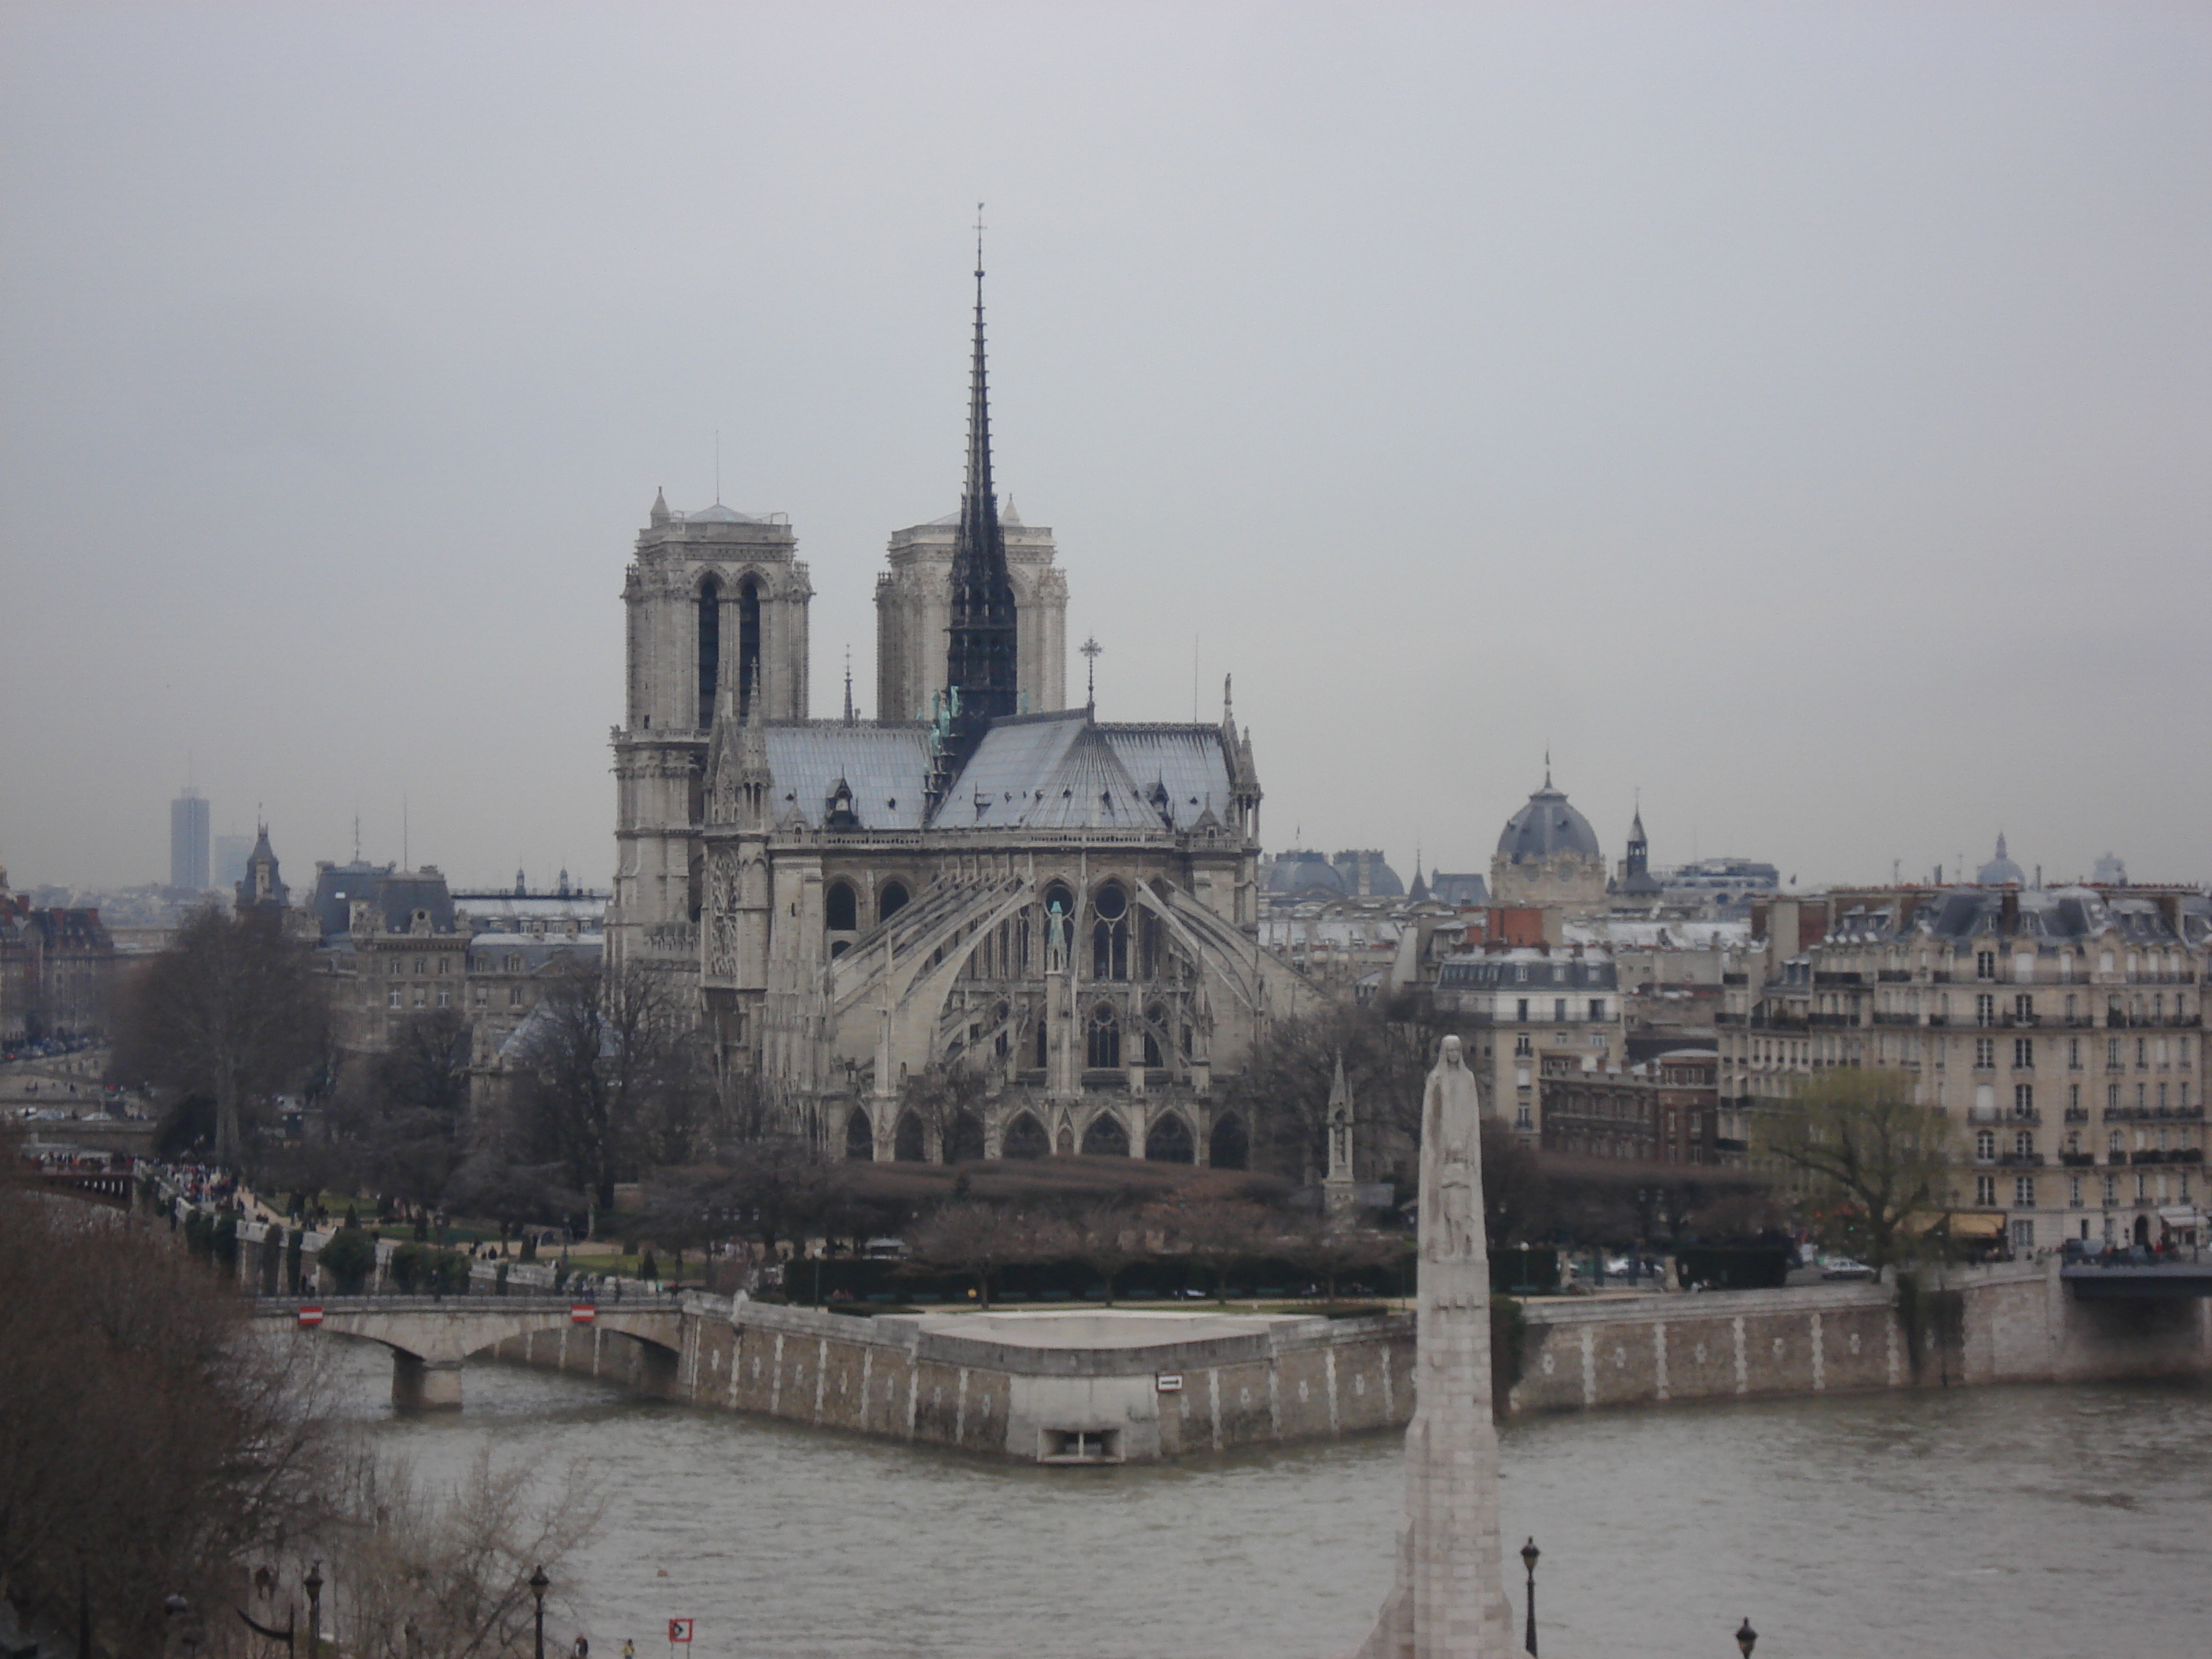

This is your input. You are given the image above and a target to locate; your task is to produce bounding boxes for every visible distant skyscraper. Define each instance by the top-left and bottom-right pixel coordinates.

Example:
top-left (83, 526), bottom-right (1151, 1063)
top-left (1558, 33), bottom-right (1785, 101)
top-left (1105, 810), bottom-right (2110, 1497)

top-left (170, 789), bottom-right (211, 890)
top-left (213, 833), bottom-right (254, 892)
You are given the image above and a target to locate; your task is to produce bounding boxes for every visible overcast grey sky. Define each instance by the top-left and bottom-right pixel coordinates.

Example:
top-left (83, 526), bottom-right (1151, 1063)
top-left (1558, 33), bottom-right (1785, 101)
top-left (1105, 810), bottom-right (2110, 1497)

top-left (2, 2), bottom-right (2207, 895)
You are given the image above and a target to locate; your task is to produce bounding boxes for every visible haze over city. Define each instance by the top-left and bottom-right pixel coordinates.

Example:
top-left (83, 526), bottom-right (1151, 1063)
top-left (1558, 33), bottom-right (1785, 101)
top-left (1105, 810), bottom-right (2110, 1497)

top-left (3, 2), bottom-right (2207, 893)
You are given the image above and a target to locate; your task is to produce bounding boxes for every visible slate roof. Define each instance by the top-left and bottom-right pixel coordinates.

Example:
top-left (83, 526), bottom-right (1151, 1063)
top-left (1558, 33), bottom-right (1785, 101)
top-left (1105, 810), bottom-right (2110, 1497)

top-left (305, 862), bottom-right (458, 938)
top-left (1496, 784), bottom-right (1601, 862)
top-left (932, 711), bottom-right (1233, 833)
top-left (763, 723), bottom-right (933, 831)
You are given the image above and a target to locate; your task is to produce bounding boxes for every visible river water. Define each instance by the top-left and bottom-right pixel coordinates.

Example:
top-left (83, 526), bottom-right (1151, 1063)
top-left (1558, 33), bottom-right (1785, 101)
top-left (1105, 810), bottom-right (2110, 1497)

top-left (331, 1347), bottom-right (2207, 1659)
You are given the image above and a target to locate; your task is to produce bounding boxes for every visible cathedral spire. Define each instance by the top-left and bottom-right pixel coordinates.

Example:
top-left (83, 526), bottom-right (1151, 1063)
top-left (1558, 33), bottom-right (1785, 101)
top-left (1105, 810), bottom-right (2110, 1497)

top-left (943, 204), bottom-right (1019, 781)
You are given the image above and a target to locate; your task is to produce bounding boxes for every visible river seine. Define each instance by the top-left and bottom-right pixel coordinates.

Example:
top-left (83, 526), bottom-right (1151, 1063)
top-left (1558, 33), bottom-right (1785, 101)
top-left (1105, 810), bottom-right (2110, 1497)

top-left (333, 1347), bottom-right (2207, 1659)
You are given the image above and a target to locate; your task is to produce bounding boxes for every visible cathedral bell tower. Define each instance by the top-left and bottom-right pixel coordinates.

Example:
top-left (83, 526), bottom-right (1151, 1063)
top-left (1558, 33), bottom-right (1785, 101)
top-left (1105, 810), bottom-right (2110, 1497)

top-left (609, 486), bottom-right (811, 970)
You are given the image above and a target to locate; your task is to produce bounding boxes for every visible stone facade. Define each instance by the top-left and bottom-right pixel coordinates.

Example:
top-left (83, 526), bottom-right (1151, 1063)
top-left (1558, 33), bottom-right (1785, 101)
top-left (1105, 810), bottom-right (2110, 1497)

top-left (873, 506), bottom-right (1067, 723)
top-left (1430, 945), bottom-right (1625, 1140)
top-left (1538, 1048), bottom-right (1724, 1165)
top-left (1719, 876), bottom-right (2210, 1251)
top-left (606, 282), bottom-right (1318, 1163)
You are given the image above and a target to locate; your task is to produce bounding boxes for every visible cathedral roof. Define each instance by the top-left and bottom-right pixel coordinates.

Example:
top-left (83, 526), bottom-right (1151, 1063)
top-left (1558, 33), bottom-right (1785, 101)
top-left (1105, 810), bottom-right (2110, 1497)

top-left (681, 503), bottom-right (763, 525)
top-left (933, 709), bottom-right (1234, 833)
top-left (763, 725), bottom-right (933, 831)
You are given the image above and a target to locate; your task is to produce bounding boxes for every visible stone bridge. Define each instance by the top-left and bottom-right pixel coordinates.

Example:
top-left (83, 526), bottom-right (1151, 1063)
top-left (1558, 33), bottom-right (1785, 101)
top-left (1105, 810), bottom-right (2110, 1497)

top-left (255, 1296), bottom-right (685, 1408)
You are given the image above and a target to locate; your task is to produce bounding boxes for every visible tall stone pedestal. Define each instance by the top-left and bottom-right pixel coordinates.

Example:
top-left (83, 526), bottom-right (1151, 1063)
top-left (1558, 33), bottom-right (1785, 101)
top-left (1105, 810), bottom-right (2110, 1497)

top-left (1357, 1035), bottom-right (1513, 1659)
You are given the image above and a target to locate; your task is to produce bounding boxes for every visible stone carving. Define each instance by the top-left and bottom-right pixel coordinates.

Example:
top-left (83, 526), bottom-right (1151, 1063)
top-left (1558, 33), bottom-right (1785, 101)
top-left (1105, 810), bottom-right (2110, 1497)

top-left (1046, 898), bottom-right (1068, 973)
top-left (704, 852), bottom-right (739, 977)
top-left (1357, 1033), bottom-right (1513, 1659)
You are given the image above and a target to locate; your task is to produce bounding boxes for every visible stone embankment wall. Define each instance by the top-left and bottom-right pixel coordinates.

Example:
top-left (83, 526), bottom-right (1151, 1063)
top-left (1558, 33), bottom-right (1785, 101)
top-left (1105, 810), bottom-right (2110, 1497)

top-left (1510, 1260), bottom-right (2212, 1415)
top-left (485, 1301), bottom-right (1415, 1462)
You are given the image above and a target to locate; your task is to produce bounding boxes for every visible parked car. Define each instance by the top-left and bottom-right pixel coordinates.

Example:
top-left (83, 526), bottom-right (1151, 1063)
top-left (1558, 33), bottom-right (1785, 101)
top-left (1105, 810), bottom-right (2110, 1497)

top-left (1820, 1257), bottom-right (1874, 1280)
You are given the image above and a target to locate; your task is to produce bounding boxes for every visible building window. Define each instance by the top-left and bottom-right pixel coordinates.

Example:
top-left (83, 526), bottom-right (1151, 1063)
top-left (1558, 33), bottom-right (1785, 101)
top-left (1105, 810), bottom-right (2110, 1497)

top-left (2014, 1083), bottom-right (2034, 1116)
top-left (2069, 1176), bottom-right (2082, 1208)
top-left (412, 988), bottom-right (426, 1008)
top-left (435, 989), bottom-right (449, 1008)
top-left (2014, 1129), bottom-right (2034, 1158)
top-left (1589, 998), bottom-right (1606, 1020)
top-left (2014, 994), bottom-right (2033, 1022)
top-left (2011, 1219), bottom-right (2034, 1248)
top-left (1516, 998), bottom-right (1529, 1022)
top-left (1976, 994), bottom-right (1995, 1027)
top-left (1554, 998), bottom-right (1567, 1023)
top-left (1975, 1174), bottom-right (1997, 1207)
top-left (1976, 950), bottom-right (1996, 981)
top-left (2102, 1174), bottom-right (2117, 1206)
top-left (509, 987), bottom-right (523, 1007)
top-left (413, 958), bottom-right (426, 976)
top-left (2013, 1176), bottom-right (2035, 1209)
top-left (438, 957), bottom-right (450, 975)
top-left (473, 987), bottom-right (487, 1008)
top-left (2108, 1038), bottom-right (2122, 1068)
top-left (1974, 1038), bottom-right (1995, 1069)
top-left (1087, 1005), bottom-right (1122, 1070)
top-left (1513, 1032), bottom-right (1532, 1057)
top-left (2013, 1037), bottom-right (2033, 1068)
top-left (2067, 1038), bottom-right (2081, 1071)
top-left (387, 991), bottom-right (401, 1009)
top-left (1975, 1130), bottom-right (1995, 1161)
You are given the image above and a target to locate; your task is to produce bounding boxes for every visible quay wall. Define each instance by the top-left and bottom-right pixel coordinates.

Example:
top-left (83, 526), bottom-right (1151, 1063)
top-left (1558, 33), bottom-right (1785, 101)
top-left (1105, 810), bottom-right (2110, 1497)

top-left (214, 1214), bottom-right (2211, 1448)
top-left (1509, 1261), bottom-right (2212, 1415)
top-left (484, 1299), bottom-right (1415, 1462)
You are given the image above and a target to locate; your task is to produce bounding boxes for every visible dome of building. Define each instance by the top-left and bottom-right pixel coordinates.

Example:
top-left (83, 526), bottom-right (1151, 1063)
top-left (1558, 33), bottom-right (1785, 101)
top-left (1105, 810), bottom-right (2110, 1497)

top-left (1496, 780), bottom-right (1602, 866)
top-left (1265, 850), bottom-right (1346, 897)
top-left (1976, 833), bottom-right (2026, 888)
top-left (2093, 852), bottom-right (2128, 886)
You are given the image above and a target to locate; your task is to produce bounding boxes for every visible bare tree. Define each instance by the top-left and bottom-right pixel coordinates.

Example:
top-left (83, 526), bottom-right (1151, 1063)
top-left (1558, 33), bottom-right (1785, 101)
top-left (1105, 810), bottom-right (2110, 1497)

top-left (905, 1201), bottom-right (1050, 1308)
top-left (0, 1163), bottom-right (332, 1657)
top-left (1756, 1067), bottom-right (1956, 1274)
top-left (1152, 1194), bottom-right (1276, 1302)
top-left (330, 1008), bottom-right (474, 1213)
top-left (316, 1445), bottom-right (602, 1659)
top-left (1217, 994), bottom-right (1441, 1183)
top-left (108, 904), bottom-right (328, 1163)
top-left (896, 1060), bottom-right (990, 1163)
top-left (513, 960), bottom-right (709, 1213)
top-left (1066, 1202), bottom-right (1146, 1304)
top-left (1286, 1215), bottom-right (1401, 1301)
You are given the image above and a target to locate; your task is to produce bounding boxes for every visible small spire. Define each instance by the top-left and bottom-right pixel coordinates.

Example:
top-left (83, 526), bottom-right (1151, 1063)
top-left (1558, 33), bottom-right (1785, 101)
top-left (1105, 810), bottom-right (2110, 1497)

top-left (844, 646), bottom-right (855, 726)
top-left (1080, 635), bottom-right (1102, 716)
top-left (1543, 747), bottom-right (1551, 790)
top-left (650, 485), bottom-right (670, 527)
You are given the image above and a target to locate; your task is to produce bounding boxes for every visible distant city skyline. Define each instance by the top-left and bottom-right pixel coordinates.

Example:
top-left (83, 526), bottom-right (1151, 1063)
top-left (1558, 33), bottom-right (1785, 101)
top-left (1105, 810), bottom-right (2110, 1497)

top-left (3, 5), bottom-right (2206, 892)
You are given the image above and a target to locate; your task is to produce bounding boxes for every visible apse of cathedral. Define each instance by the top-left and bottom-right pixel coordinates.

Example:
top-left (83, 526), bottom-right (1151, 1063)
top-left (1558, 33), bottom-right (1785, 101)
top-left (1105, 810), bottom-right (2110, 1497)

top-left (608, 251), bottom-right (1313, 1166)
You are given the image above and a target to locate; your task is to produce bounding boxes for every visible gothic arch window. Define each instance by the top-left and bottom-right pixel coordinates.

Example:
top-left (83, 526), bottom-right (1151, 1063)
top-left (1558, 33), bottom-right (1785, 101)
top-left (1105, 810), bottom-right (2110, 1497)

top-left (687, 850), bottom-right (705, 923)
top-left (1035, 1016), bottom-right (1049, 1069)
top-left (895, 1111), bottom-right (927, 1163)
top-left (992, 1002), bottom-right (1013, 1060)
top-left (1082, 1111), bottom-right (1130, 1158)
top-left (1210, 1111), bottom-right (1249, 1170)
top-left (1087, 1004), bottom-right (1122, 1070)
top-left (1143, 1002), bottom-right (1168, 1068)
top-left (826, 881), bottom-right (858, 932)
top-left (1002, 1111), bottom-right (1049, 1160)
top-left (844, 1108), bottom-right (874, 1162)
top-left (946, 1110), bottom-right (987, 1164)
top-left (1144, 1112), bottom-right (1194, 1164)
top-left (697, 576), bottom-right (722, 729)
top-left (879, 881), bottom-right (910, 924)
top-left (1093, 881), bottom-right (1129, 980)
top-left (736, 576), bottom-right (763, 716)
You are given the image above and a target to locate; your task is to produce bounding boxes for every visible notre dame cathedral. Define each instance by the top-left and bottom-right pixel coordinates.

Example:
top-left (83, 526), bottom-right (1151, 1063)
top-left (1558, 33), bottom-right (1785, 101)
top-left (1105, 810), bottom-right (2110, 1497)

top-left (606, 257), bottom-right (1317, 1166)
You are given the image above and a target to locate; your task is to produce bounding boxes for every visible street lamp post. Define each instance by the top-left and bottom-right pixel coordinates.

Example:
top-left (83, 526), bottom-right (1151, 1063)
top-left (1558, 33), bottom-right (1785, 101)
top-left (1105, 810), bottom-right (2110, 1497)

top-left (530, 1565), bottom-right (551, 1659)
top-left (303, 1561), bottom-right (323, 1659)
top-left (1519, 1537), bottom-right (1540, 1657)
top-left (1736, 1616), bottom-right (1758, 1657)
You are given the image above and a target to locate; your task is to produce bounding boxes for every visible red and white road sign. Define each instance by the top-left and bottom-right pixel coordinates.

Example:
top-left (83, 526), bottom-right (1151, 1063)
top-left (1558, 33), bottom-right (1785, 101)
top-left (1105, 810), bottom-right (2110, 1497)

top-left (667, 1619), bottom-right (693, 1645)
top-left (570, 1303), bottom-right (597, 1324)
top-left (296, 1305), bottom-right (324, 1328)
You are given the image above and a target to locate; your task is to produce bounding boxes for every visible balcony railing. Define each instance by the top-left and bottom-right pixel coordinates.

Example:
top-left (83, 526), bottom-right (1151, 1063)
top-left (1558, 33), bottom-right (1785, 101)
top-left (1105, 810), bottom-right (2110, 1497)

top-left (1997, 1152), bottom-right (2045, 1167)
top-left (2057, 1152), bottom-right (2095, 1166)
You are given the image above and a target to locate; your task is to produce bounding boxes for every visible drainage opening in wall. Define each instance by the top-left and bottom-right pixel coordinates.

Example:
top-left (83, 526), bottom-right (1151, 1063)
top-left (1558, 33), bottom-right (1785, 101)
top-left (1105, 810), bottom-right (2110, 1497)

top-left (1038, 1428), bottom-right (1122, 1465)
